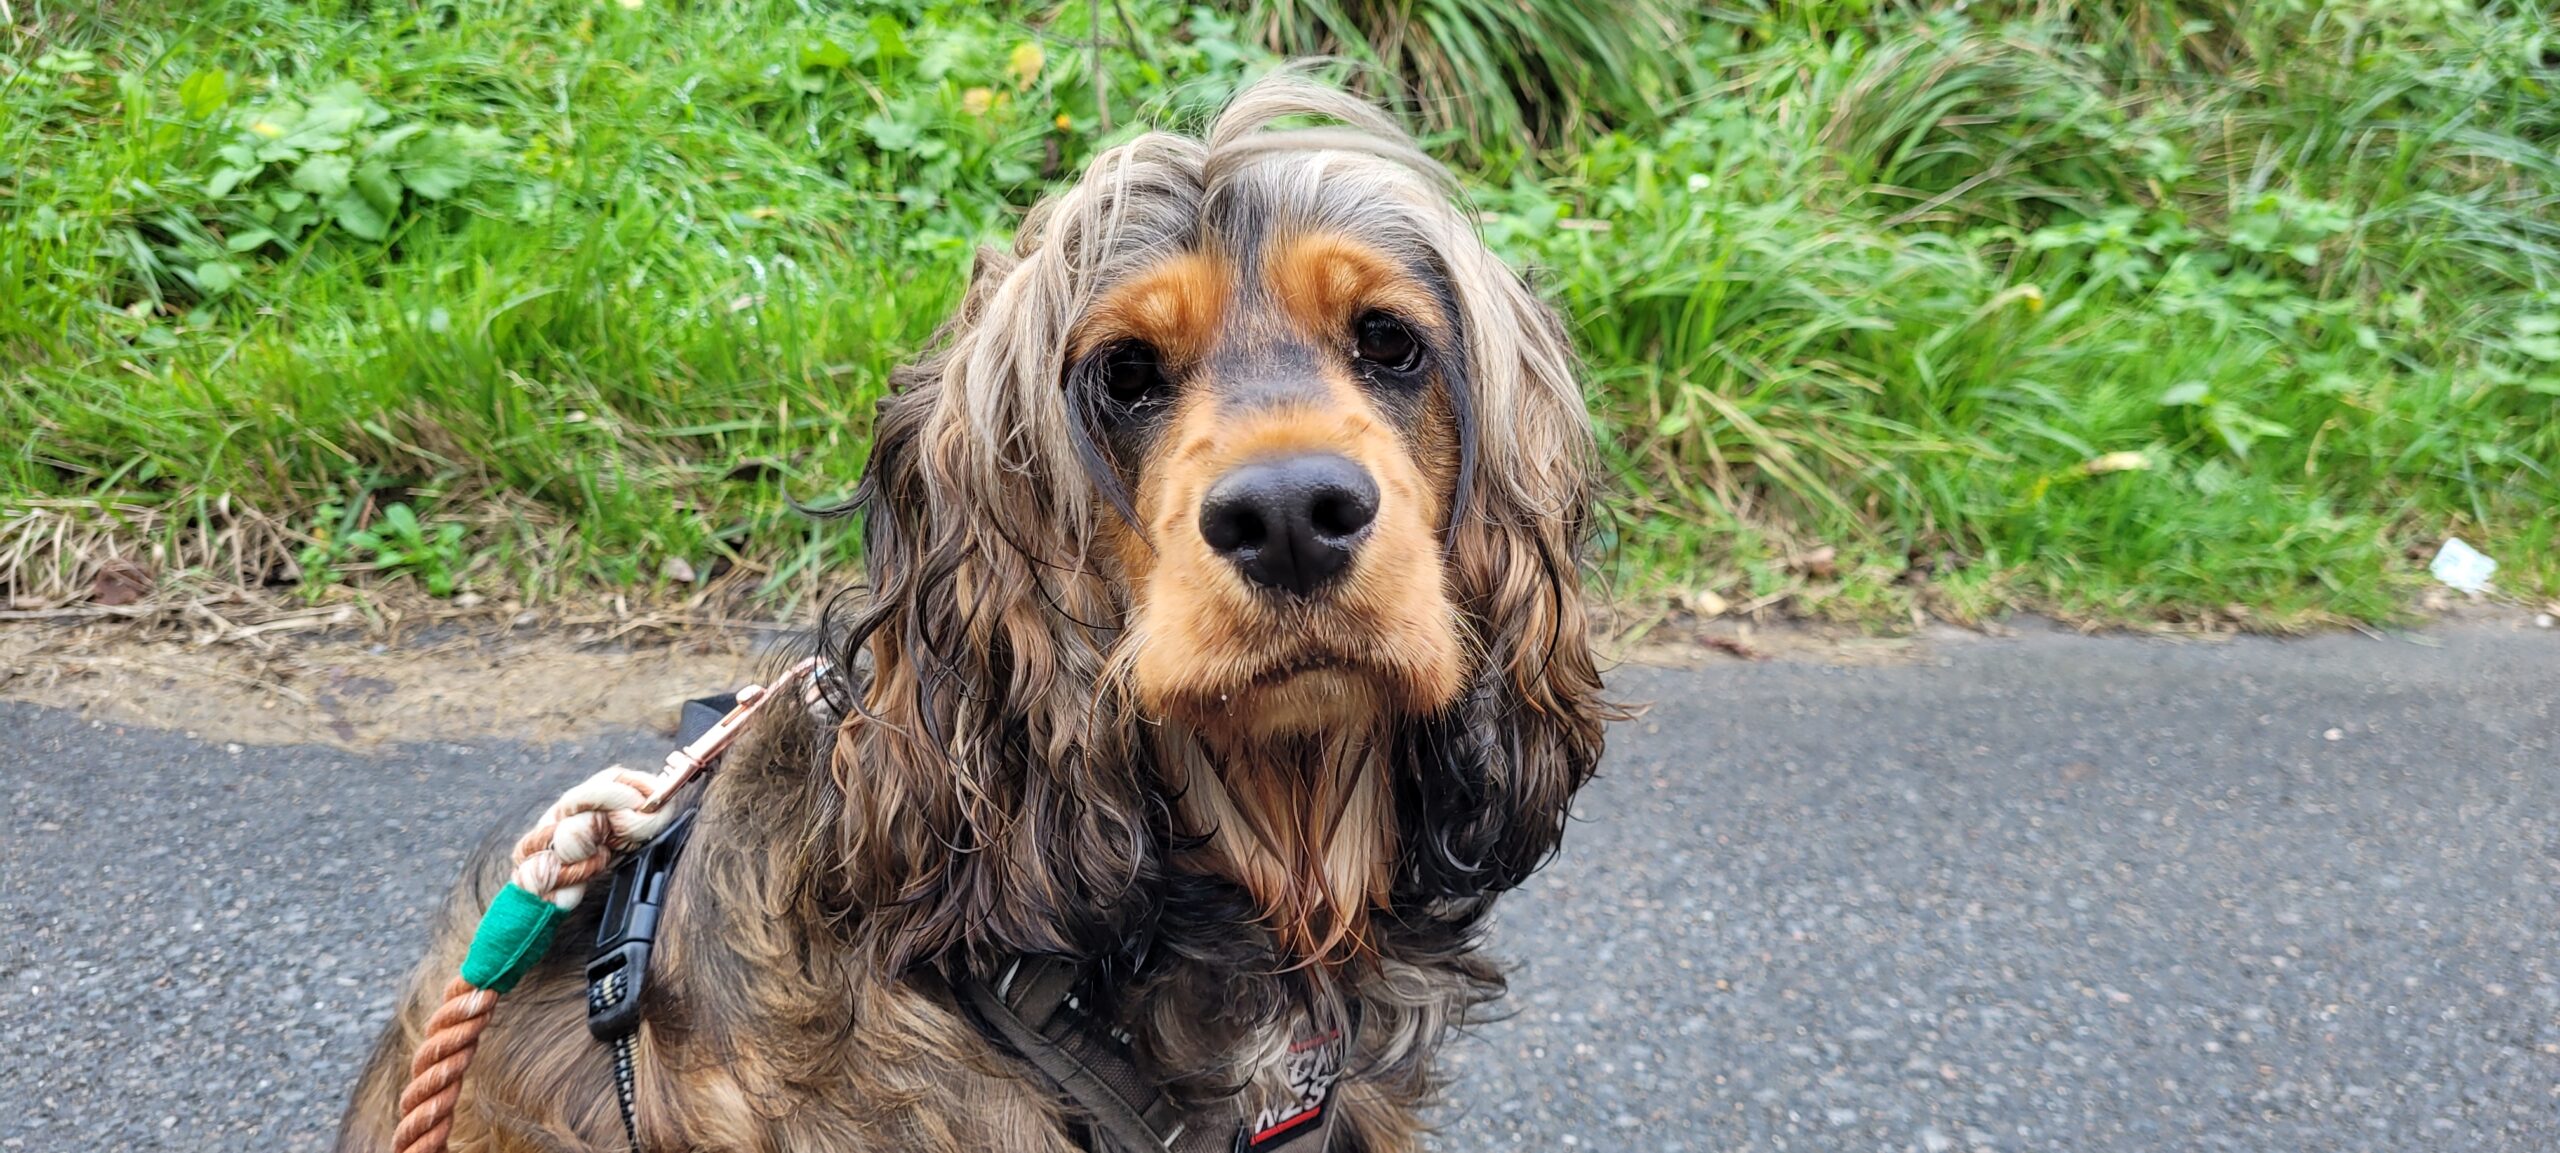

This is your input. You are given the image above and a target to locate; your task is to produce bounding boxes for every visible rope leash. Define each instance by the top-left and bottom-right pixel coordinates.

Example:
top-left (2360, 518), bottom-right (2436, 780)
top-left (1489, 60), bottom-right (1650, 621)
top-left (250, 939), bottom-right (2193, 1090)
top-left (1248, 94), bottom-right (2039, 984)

top-left (392, 656), bottom-right (822, 1153)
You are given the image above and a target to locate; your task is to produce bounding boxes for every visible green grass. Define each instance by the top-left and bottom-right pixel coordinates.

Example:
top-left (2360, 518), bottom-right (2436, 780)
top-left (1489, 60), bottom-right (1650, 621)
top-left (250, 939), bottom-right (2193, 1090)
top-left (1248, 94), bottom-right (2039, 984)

top-left (4, 1), bottom-right (2555, 627)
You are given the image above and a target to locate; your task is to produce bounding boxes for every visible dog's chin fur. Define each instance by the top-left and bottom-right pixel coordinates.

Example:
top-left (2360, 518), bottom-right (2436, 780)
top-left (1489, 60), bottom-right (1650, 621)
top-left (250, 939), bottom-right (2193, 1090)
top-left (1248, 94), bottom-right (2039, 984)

top-left (337, 71), bottom-right (1606, 1153)
top-left (1142, 643), bottom-right (1464, 738)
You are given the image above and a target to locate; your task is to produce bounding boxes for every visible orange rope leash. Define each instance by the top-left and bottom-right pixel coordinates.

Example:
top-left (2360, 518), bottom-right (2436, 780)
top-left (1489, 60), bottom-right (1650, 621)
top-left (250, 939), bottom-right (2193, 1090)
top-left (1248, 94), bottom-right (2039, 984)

top-left (391, 658), bottom-right (819, 1153)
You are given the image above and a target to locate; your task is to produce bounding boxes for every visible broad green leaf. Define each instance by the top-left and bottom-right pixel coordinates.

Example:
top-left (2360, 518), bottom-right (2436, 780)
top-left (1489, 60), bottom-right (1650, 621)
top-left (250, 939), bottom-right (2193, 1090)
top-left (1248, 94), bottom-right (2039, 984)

top-left (269, 187), bottom-right (308, 212)
top-left (400, 133), bottom-right (474, 200)
top-left (302, 81), bottom-right (386, 131)
top-left (35, 49), bottom-right (95, 74)
top-left (450, 125), bottom-right (506, 153)
top-left (223, 228), bottom-right (277, 252)
top-left (868, 16), bottom-right (907, 62)
top-left (205, 165), bottom-right (256, 197)
top-left (179, 70), bottom-right (231, 118)
top-left (364, 122), bottom-right (428, 157)
top-left (353, 159), bottom-right (402, 214)
top-left (2158, 381), bottom-right (2211, 407)
top-left (861, 113), bottom-right (922, 152)
top-left (190, 260), bottom-right (242, 295)
top-left (328, 189), bottom-right (390, 240)
top-left (800, 37), bottom-right (851, 71)
top-left (289, 154), bottom-right (353, 197)
top-left (2513, 334), bottom-right (2560, 363)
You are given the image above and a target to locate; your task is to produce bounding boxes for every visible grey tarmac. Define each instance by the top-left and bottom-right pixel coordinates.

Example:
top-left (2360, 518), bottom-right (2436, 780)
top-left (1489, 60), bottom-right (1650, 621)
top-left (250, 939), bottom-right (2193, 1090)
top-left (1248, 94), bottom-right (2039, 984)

top-left (3, 621), bottom-right (2553, 1151)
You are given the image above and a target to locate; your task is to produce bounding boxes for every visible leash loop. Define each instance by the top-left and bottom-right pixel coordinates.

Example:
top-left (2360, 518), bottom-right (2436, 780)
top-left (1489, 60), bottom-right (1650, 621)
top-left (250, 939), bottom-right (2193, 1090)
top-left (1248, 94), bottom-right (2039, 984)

top-left (391, 657), bottom-right (822, 1153)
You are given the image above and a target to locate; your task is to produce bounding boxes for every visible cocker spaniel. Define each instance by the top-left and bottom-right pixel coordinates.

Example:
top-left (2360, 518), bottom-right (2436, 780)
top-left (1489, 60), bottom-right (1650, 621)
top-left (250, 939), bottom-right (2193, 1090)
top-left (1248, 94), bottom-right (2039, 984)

top-left (340, 73), bottom-right (1606, 1153)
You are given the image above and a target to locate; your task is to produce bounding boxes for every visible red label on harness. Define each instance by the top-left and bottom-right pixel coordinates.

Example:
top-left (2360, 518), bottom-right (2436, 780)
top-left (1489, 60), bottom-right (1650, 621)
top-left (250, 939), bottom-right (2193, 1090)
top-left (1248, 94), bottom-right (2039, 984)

top-left (1243, 1029), bottom-right (1342, 1149)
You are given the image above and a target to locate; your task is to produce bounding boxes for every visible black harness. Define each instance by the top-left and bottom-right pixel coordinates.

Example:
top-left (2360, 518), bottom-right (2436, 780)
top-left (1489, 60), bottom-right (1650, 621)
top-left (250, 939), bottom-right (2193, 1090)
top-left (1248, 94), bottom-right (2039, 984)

top-left (580, 694), bottom-right (1344, 1153)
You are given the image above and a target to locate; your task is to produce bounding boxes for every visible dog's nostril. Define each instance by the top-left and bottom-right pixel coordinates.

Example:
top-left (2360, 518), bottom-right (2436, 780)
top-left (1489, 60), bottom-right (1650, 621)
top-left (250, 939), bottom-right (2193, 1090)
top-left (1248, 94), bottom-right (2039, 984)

top-left (1198, 453), bottom-right (1379, 598)
top-left (1201, 504), bottom-right (1268, 554)
top-left (1308, 491), bottom-right (1372, 540)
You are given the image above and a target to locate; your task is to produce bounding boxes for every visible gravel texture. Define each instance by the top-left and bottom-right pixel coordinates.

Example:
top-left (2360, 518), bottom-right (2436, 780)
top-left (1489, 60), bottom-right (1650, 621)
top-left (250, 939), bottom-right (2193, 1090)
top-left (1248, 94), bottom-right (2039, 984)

top-left (4, 623), bottom-right (2554, 1151)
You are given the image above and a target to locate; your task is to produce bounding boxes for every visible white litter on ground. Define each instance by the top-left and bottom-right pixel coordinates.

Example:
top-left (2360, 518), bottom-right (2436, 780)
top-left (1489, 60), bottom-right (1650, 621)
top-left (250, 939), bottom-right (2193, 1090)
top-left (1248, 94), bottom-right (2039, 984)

top-left (2429, 538), bottom-right (2498, 594)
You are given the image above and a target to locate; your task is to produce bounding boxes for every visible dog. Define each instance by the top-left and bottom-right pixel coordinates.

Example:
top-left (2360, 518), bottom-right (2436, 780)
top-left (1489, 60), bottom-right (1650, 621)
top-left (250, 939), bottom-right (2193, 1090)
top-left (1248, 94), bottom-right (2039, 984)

top-left (338, 73), bottom-right (1605, 1153)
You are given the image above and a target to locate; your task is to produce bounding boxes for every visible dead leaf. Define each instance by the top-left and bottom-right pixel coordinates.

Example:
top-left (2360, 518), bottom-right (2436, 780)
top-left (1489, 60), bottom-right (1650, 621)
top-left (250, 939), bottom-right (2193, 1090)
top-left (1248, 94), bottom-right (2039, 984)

top-left (1698, 634), bottom-right (1766, 661)
top-left (88, 559), bottom-right (153, 606)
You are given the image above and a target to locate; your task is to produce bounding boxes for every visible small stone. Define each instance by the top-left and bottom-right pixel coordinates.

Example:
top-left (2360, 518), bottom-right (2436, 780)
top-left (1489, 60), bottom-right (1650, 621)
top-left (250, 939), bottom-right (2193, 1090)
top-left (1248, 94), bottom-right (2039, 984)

top-left (1921, 1127), bottom-right (1955, 1153)
top-left (2324, 728), bottom-right (2344, 741)
top-left (661, 556), bottom-right (698, 583)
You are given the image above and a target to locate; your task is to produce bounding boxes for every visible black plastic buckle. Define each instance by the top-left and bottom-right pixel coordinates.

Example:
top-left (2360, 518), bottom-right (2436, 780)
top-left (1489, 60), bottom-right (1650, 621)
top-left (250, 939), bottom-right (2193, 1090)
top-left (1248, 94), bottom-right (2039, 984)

top-left (585, 805), bottom-right (696, 1041)
top-left (583, 691), bottom-right (734, 1043)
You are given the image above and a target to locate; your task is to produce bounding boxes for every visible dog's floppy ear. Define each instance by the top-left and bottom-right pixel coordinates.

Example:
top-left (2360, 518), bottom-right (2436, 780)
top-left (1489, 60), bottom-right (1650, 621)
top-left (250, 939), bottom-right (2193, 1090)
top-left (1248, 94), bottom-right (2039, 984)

top-left (819, 243), bottom-right (1155, 976)
top-left (1398, 245), bottom-right (1608, 903)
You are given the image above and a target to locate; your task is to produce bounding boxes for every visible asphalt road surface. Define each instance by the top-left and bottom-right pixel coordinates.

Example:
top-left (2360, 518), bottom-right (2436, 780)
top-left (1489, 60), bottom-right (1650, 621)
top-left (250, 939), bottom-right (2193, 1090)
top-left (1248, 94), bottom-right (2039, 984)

top-left (4, 623), bottom-right (2555, 1151)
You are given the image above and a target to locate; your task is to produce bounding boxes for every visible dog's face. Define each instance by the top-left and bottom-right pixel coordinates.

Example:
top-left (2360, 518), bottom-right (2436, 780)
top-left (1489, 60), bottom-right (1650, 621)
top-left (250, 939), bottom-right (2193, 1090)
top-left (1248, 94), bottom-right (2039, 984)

top-left (823, 77), bottom-right (1605, 972)
top-left (1073, 236), bottom-right (1468, 739)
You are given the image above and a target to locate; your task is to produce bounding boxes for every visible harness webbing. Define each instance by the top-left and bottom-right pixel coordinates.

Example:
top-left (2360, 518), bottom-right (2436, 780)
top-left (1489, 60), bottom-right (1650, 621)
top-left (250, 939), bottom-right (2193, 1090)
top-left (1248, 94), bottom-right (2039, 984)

top-left (958, 959), bottom-right (1197, 1153)
top-left (953, 956), bottom-right (1346, 1153)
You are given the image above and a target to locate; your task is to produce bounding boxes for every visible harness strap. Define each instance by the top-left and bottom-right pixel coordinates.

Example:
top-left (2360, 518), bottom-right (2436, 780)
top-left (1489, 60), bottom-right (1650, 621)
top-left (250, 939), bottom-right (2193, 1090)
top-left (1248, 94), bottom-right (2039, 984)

top-left (959, 959), bottom-right (1191, 1153)
top-left (956, 958), bottom-right (1346, 1153)
top-left (606, 1019), bottom-right (642, 1151)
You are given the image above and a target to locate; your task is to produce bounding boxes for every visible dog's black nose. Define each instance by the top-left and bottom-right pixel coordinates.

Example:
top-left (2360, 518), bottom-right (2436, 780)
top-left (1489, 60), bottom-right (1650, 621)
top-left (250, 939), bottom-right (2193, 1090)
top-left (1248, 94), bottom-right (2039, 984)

top-left (1199, 454), bottom-right (1379, 598)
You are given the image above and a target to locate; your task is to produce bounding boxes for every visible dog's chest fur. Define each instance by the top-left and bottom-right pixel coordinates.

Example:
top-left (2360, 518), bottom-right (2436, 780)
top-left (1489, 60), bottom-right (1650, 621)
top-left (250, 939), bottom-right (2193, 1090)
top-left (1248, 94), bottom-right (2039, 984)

top-left (636, 745), bottom-right (1500, 1153)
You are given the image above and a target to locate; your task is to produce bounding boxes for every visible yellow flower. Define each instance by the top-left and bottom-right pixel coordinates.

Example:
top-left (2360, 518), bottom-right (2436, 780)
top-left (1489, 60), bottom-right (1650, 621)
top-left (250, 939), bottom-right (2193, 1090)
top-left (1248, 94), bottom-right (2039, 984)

top-left (1007, 42), bottom-right (1044, 89)
top-left (1054, 112), bottom-right (1072, 131)
top-left (2082, 451), bottom-right (2152, 476)
top-left (962, 87), bottom-right (995, 117)
top-left (1985, 283), bottom-right (2046, 315)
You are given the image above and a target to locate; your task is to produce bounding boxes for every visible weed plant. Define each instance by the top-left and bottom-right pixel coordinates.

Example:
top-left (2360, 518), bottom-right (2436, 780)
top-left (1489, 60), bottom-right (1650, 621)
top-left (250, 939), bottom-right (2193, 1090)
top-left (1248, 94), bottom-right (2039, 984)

top-left (3, 1), bottom-right (2552, 625)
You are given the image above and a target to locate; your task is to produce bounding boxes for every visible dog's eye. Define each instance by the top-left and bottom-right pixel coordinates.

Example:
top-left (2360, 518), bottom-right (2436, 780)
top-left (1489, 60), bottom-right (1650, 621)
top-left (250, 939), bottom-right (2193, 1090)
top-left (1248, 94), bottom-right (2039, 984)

top-left (1353, 312), bottom-right (1424, 374)
top-left (1100, 342), bottom-right (1171, 410)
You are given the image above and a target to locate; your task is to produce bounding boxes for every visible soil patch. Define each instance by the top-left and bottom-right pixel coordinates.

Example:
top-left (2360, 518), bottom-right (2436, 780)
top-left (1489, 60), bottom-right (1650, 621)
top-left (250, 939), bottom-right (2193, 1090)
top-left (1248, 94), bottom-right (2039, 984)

top-left (0, 623), bottom-right (773, 747)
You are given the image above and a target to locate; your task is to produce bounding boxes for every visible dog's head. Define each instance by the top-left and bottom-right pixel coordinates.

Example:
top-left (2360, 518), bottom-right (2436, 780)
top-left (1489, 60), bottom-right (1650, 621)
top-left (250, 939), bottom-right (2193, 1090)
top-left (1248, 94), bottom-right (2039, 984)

top-left (818, 75), bottom-right (1603, 972)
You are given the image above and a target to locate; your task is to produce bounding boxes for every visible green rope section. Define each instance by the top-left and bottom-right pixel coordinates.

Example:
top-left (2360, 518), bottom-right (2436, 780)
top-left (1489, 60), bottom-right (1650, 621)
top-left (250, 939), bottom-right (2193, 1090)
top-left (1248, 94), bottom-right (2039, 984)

top-left (459, 882), bottom-right (563, 993)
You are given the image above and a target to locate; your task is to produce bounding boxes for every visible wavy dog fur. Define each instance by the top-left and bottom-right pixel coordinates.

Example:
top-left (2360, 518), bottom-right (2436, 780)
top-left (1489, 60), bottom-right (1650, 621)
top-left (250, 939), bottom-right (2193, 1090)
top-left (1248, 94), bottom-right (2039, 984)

top-left (340, 73), bottom-right (1605, 1153)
